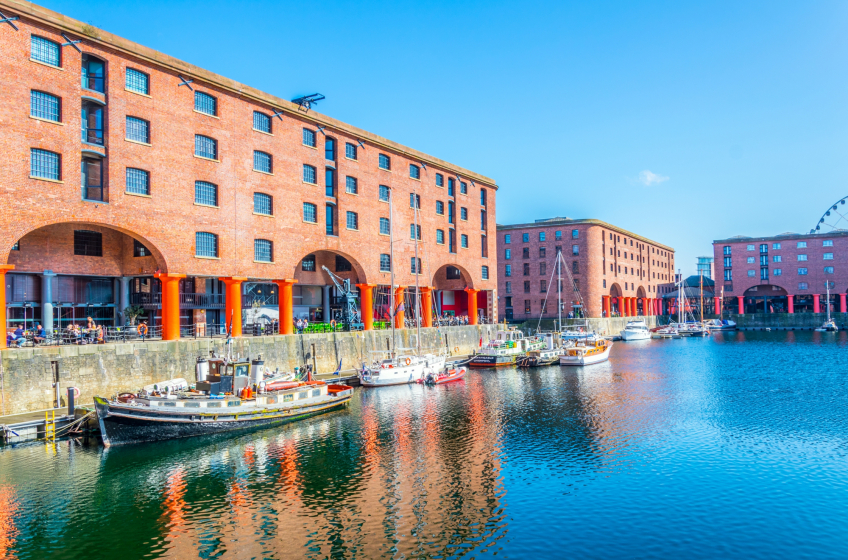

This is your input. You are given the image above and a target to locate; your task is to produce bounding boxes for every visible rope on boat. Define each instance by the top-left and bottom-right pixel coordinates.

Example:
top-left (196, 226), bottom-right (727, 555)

top-left (49, 411), bottom-right (95, 439)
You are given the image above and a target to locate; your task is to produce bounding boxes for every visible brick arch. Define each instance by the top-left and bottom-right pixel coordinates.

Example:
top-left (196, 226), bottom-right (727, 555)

top-left (432, 263), bottom-right (474, 290)
top-left (636, 286), bottom-right (647, 298)
top-left (4, 218), bottom-right (170, 273)
top-left (291, 249), bottom-right (368, 286)
top-left (609, 282), bottom-right (622, 297)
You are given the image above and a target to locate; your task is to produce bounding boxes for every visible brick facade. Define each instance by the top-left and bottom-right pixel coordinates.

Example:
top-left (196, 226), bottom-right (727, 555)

top-left (497, 218), bottom-right (675, 320)
top-left (0, 0), bottom-right (497, 331)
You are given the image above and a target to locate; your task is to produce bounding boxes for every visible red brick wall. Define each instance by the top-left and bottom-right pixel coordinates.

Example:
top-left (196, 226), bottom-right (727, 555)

top-left (0, 7), bottom-right (496, 294)
top-left (497, 221), bottom-right (674, 319)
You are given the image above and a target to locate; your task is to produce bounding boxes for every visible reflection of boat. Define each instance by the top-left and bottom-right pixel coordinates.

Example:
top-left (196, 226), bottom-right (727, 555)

top-left (559, 339), bottom-right (612, 366)
top-left (620, 320), bottom-right (651, 341)
top-left (517, 333), bottom-right (566, 367)
top-left (94, 356), bottom-right (353, 447)
top-left (469, 329), bottom-right (545, 368)
top-left (418, 367), bottom-right (467, 385)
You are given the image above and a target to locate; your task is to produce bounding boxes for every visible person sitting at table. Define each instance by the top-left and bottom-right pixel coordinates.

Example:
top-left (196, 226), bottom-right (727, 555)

top-left (33, 324), bottom-right (46, 344)
top-left (95, 325), bottom-right (105, 344)
top-left (86, 317), bottom-right (96, 341)
top-left (7, 329), bottom-right (24, 348)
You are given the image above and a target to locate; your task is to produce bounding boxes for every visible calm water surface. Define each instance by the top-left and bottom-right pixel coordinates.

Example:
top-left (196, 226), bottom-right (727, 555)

top-left (2, 331), bottom-right (848, 559)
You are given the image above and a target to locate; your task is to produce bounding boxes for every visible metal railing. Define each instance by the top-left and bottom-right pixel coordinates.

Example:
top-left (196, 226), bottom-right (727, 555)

top-left (130, 293), bottom-right (226, 308)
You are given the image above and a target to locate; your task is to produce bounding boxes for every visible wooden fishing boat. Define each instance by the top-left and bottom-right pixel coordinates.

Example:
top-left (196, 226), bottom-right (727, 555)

top-left (559, 339), bottom-right (613, 366)
top-left (93, 356), bottom-right (352, 447)
top-left (418, 366), bottom-right (467, 385)
top-left (469, 329), bottom-right (545, 368)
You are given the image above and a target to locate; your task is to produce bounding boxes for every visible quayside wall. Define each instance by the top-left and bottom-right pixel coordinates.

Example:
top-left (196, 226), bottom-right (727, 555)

top-left (716, 313), bottom-right (848, 330)
top-left (0, 325), bottom-right (501, 416)
top-left (517, 317), bottom-right (659, 335)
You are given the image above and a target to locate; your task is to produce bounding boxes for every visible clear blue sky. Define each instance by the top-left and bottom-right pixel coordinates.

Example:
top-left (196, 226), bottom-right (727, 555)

top-left (44, 0), bottom-right (848, 275)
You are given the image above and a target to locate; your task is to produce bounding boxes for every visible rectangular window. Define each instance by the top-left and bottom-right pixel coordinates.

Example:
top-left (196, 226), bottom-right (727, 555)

top-left (481, 210), bottom-right (487, 231)
top-left (723, 246), bottom-right (731, 255)
top-left (747, 244), bottom-right (755, 251)
top-left (345, 142), bottom-right (357, 160)
top-left (379, 217), bottom-right (390, 235)
top-left (573, 261), bottom-right (580, 274)
top-left (303, 203), bottom-right (317, 223)
top-left (540, 262), bottom-right (546, 276)
top-left (194, 91), bottom-right (217, 116)
top-left (480, 188), bottom-right (487, 207)
top-left (325, 204), bottom-right (335, 235)
top-left (540, 280), bottom-right (547, 293)
top-left (436, 201), bottom-right (444, 215)
top-left (773, 243), bottom-right (781, 249)
top-left (303, 128), bottom-right (316, 147)
top-left (126, 68), bottom-right (149, 95)
top-left (824, 253), bottom-right (834, 260)
top-left (379, 185), bottom-right (390, 202)
top-left (253, 151), bottom-right (272, 173)
top-left (436, 229), bottom-right (445, 244)
top-left (341, 176), bottom-right (356, 195)
top-left (747, 270), bottom-right (755, 277)
top-left (524, 282), bottom-right (530, 294)
top-left (460, 234), bottom-right (468, 248)
top-left (73, 230), bottom-right (102, 256)
top-left (325, 168), bottom-right (335, 197)
top-left (773, 255), bottom-right (781, 263)
top-left (798, 268), bottom-right (808, 275)
top-left (823, 240), bottom-right (833, 247)
top-left (505, 265), bottom-right (512, 277)
top-left (505, 288), bottom-right (511, 299)
top-left (254, 239), bottom-right (273, 262)
top-left (523, 263), bottom-right (530, 276)
top-left (411, 257), bottom-right (422, 274)
top-left (410, 224), bottom-right (421, 240)
top-left (449, 229), bottom-right (456, 253)
top-left (436, 173), bottom-right (444, 187)
top-left (724, 256), bottom-right (732, 267)
top-left (798, 254), bottom-right (807, 261)
top-left (30, 148), bottom-right (60, 180)
top-left (30, 90), bottom-right (60, 122)
top-left (410, 164), bottom-right (420, 179)
top-left (133, 239), bottom-right (150, 257)
top-left (254, 192), bottom-right (273, 215)
top-left (379, 153), bottom-right (391, 170)
top-left (195, 232), bottom-right (218, 258)
top-left (303, 164), bottom-right (317, 184)
top-left (126, 168), bottom-right (150, 195)
top-left (747, 257), bottom-right (755, 264)
top-left (505, 234), bottom-right (512, 244)
top-left (523, 247), bottom-right (530, 259)
top-left (31, 36), bottom-right (60, 66)
top-left (760, 268), bottom-right (769, 280)
top-left (523, 233), bottom-right (530, 243)
top-left (539, 247), bottom-right (546, 258)
top-left (194, 135), bottom-right (217, 159)
top-left (460, 207), bottom-right (468, 221)
top-left (760, 255), bottom-right (768, 266)
top-left (572, 229), bottom-right (579, 239)
top-left (505, 249), bottom-right (511, 260)
top-left (525, 300), bottom-right (531, 313)
top-left (482, 266), bottom-right (489, 280)
top-left (448, 201), bottom-right (455, 224)
top-left (126, 116), bottom-right (150, 143)
top-left (572, 245), bottom-right (579, 256)
top-left (460, 181), bottom-right (468, 194)
top-left (346, 211), bottom-right (358, 230)
top-left (799, 282), bottom-right (808, 290)
top-left (253, 111), bottom-right (271, 133)
top-left (539, 232), bottom-right (546, 241)
top-left (724, 269), bottom-right (732, 281)
top-left (760, 244), bottom-right (768, 253)
top-left (194, 181), bottom-right (218, 206)
top-left (824, 266), bottom-right (834, 274)
top-left (554, 231), bottom-right (562, 240)
top-left (410, 193), bottom-right (420, 208)
top-left (797, 241), bottom-right (807, 248)
top-left (773, 268), bottom-right (782, 276)
top-left (301, 255), bottom-right (316, 271)
top-left (380, 254), bottom-right (391, 272)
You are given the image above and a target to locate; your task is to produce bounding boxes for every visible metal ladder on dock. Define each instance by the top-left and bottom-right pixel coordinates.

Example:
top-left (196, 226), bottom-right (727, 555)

top-left (44, 410), bottom-right (56, 441)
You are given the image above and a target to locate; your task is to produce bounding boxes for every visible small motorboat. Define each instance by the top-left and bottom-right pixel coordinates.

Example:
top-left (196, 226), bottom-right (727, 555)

top-left (705, 318), bottom-right (737, 331)
top-left (418, 367), bottom-right (467, 385)
top-left (620, 320), bottom-right (651, 341)
top-left (676, 322), bottom-right (710, 337)
top-left (815, 319), bottom-right (839, 332)
top-left (469, 329), bottom-right (545, 368)
top-left (517, 333), bottom-right (566, 367)
top-left (652, 325), bottom-right (680, 339)
top-left (559, 339), bottom-right (613, 366)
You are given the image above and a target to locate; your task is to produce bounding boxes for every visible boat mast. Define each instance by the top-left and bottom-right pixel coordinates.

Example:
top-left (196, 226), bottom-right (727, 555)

top-left (826, 280), bottom-right (831, 322)
top-left (678, 269), bottom-right (683, 325)
top-left (414, 186), bottom-right (421, 355)
top-left (557, 249), bottom-right (562, 331)
top-left (700, 272), bottom-right (704, 323)
top-left (389, 188), bottom-right (396, 356)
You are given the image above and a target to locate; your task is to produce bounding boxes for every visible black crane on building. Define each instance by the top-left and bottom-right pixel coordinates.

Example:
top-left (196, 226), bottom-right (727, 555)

top-left (321, 266), bottom-right (363, 330)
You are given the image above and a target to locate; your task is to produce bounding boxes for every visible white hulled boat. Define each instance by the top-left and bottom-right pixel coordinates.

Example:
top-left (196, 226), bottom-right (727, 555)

top-left (559, 339), bottom-right (613, 366)
top-left (620, 320), bottom-right (651, 341)
top-left (360, 351), bottom-right (446, 386)
top-left (469, 329), bottom-right (546, 368)
top-left (815, 281), bottom-right (839, 332)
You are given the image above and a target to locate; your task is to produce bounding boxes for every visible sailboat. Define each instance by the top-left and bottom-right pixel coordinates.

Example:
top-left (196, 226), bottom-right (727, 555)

top-left (704, 285), bottom-right (736, 331)
top-left (815, 281), bottom-right (838, 332)
top-left (359, 185), bottom-right (446, 386)
top-left (673, 271), bottom-right (709, 337)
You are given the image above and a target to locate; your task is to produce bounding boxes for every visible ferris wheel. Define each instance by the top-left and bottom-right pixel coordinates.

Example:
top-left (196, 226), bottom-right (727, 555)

top-left (811, 196), bottom-right (848, 234)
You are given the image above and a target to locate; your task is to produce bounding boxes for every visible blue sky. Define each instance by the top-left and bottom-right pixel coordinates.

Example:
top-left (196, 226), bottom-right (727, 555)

top-left (44, 0), bottom-right (848, 275)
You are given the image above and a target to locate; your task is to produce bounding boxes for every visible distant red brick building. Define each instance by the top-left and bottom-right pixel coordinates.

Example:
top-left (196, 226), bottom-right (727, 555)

top-left (496, 218), bottom-right (675, 320)
top-left (0, 0), bottom-right (497, 345)
top-left (713, 231), bottom-right (848, 314)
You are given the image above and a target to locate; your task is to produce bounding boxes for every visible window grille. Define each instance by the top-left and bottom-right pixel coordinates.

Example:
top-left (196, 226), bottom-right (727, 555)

top-left (379, 185), bottom-right (390, 201)
top-left (380, 218), bottom-right (390, 235)
top-left (194, 91), bottom-right (217, 115)
top-left (195, 181), bottom-right (218, 206)
top-left (303, 203), bottom-right (317, 223)
top-left (254, 193), bottom-right (272, 215)
top-left (74, 230), bottom-right (102, 256)
top-left (195, 232), bottom-right (219, 257)
top-left (195, 135), bottom-right (217, 159)
top-left (380, 254), bottom-right (391, 272)
top-left (254, 151), bottom-right (272, 173)
top-left (126, 168), bottom-right (150, 195)
top-left (31, 36), bottom-right (60, 66)
top-left (30, 148), bottom-right (60, 180)
top-left (345, 142), bottom-right (357, 160)
top-left (30, 91), bottom-right (60, 121)
top-left (346, 176), bottom-right (358, 194)
top-left (303, 164), bottom-right (317, 184)
top-left (126, 116), bottom-right (150, 143)
top-left (254, 239), bottom-right (272, 262)
top-left (379, 153), bottom-right (391, 170)
top-left (346, 211), bottom-right (358, 230)
top-left (303, 128), bottom-right (316, 147)
top-left (253, 111), bottom-right (271, 133)
top-left (126, 68), bottom-right (149, 94)
top-left (302, 255), bottom-right (316, 271)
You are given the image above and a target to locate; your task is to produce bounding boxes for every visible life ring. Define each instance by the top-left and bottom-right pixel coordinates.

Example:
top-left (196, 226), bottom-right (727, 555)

top-left (137, 324), bottom-right (148, 336)
top-left (454, 347), bottom-right (459, 353)
top-left (405, 358), bottom-right (411, 366)
top-left (330, 320), bottom-right (337, 329)
top-left (117, 392), bottom-right (137, 403)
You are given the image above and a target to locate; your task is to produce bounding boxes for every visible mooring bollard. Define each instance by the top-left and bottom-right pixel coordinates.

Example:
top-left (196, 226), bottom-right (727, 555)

top-left (67, 387), bottom-right (78, 416)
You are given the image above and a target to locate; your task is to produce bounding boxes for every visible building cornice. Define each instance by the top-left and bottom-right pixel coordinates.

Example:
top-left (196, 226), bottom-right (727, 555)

top-left (496, 218), bottom-right (675, 252)
top-left (1, 0), bottom-right (498, 189)
top-left (712, 230), bottom-right (848, 244)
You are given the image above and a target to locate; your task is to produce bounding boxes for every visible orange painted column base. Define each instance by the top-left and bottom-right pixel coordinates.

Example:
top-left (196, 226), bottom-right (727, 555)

top-left (154, 272), bottom-right (185, 341)
top-left (394, 286), bottom-right (405, 329)
top-left (602, 295), bottom-right (611, 318)
top-left (220, 277), bottom-right (248, 337)
top-left (356, 283), bottom-right (377, 330)
top-left (465, 288), bottom-right (479, 325)
top-left (420, 287), bottom-right (433, 327)
top-left (0, 265), bottom-right (15, 349)
top-left (274, 279), bottom-right (298, 335)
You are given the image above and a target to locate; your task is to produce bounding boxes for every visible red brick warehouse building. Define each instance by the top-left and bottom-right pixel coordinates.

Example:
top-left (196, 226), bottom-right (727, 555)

top-left (496, 218), bottom-right (675, 321)
top-left (713, 231), bottom-right (848, 314)
top-left (0, 0), bottom-right (498, 346)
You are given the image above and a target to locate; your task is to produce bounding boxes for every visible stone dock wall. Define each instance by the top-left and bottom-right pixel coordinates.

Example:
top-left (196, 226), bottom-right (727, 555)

top-left (517, 317), bottom-right (659, 336)
top-left (0, 325), bottom-right (501, 416)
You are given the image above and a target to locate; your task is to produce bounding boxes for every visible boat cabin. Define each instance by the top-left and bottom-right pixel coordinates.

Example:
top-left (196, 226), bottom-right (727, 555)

top-left (197, 358), bottom-right (251, 395)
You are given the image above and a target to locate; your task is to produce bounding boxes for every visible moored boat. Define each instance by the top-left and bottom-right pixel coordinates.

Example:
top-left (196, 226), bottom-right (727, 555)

top-left (517, 333), bottom-right (566, 367)
top-left (469, 329), bottom-right (545, 368)
top-left (359, 351), bottom-right (446, 386)
top-left (559, 339), bottom-right (613, 366)
top-left (620, 320), bottom-right (651, 341)
top-left (419, 366), bottom-right (467, 385)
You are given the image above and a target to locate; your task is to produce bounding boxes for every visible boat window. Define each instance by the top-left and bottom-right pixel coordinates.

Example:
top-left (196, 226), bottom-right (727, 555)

top-left (226, 365), bottom-right (234, 376)
top-left (185, 402), bottom-right (200, 408)
top-left (235, 365), bottom-right (249, 377)
top-left (228, 400), bottom-right (241, 407)
top-left (284, 394), bottom-right (294, 402)
top-left (312, 389), bottom-right (321, 397)
top-left (298, 391), bottom-right (308, 399)
top-left (207, 402), bottom-right (222, 408)
top-left (162, 402), bottom-right (176, 407)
